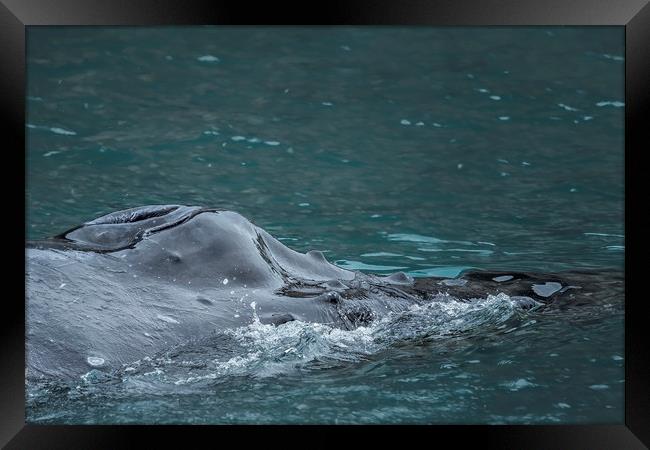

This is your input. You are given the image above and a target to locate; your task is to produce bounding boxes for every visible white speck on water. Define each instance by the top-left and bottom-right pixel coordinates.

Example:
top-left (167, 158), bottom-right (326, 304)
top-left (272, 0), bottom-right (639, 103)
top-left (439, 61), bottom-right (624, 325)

top-left (165, 55), bottom-right (173, 60)
top-left (207, 163), bottom-right (212, 168)
top-left (50, 127), bottom-right (77, 135)
top-left (247, 137), bottom-right (261, 143)
top-left (58, 283), bottom-right (66, 289)
top-left (500, 172), bottom-right (509, 177)
top-left (415, 121), bottom-right (424, 126)
top-left (231, 136), bottom-right (246, 141)
top-left (583, 116), bottom-right (594, 121)
top-left (432, 122), bottom-right (443, 127)
top-left (203, 130), bottom-right (219, 135)
top-left (570, 188), bottom-right (577, 192)
top-left (144, 332), bottom-right (152, 337)
top-left (157, 314), bottom-right (180, 324)
top-left (555, 402), bottom-right (571, 409)
top-left (284, 88), bottom-right (290, 94)
top-left (589, 384), bottom-right (609, 390)
top-left (602, 54), bottom-right (624, 61)
top-left (521, 161), bottom-right (531, 166)
top-left (298, 203), bottom-right (310, 207)
top-left (371, 214), bottom-right (381, 218)
top-left (490, 95), bottom-right (501, 100)
top-left (612, 355), bottom-right (623, 361)
top-left (497, 158), bottom-right (509, 164)
top-left (466, 73), bottom-right (474, 79)
top-left (234, 314), bottom-right (240, 318)
top-left (230, 290), bottom-right (235, 295)
top-left (467, 360), bottom-right (480, 364)
top-left (341, 159), bottom-right (350, 163)
top-left (549, 353), bottom-right (559, 357)
top-left (222, 278), bottom-right (229, 285)
top-left (341, 45), bottom-right (351, 51)
top-left (197, 55), bottom-right (220, 62)
top-left (498, 116), bottom-right (510, 121)
top-left (596, 101), bottom-right (624, 107)
top-left (477, 88), bottom-right (489, 93)
top-left (558, 103), bottom-right (579, 111)
top-left (400, 119), bottom-right (411, 125)
top-left (503, 378), bottom-right (537, 391)
top-left (321, 102), bottom-right (333, 106)
top-left (264, 141), bottom-right (280, 146)
top-left (457, 163), bottom-right (463, 169)
top-left (87, 356), bottom-right (105, 367)
top-left (584, 232), bottom-right (625, 238)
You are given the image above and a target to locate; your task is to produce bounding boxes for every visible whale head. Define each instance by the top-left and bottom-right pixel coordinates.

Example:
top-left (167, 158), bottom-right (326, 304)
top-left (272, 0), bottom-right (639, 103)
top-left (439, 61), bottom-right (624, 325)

top-left (44, 205), bottom-right (355, 289)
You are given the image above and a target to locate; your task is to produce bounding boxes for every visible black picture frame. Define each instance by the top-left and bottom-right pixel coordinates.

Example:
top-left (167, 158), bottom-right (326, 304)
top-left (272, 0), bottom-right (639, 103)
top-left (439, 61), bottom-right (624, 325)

top-left (2, 0), bottom-right (648, 447)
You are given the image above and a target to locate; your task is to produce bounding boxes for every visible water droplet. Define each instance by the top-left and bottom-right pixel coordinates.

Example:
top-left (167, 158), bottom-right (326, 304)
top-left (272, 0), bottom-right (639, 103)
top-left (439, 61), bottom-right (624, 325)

top-left (87, 356), bottom-right (105, 367)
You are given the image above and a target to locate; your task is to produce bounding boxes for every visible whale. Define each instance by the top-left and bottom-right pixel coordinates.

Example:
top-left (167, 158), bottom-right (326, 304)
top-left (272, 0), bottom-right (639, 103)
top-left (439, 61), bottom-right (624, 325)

top-left (26, 205), bottom-right (622, 380)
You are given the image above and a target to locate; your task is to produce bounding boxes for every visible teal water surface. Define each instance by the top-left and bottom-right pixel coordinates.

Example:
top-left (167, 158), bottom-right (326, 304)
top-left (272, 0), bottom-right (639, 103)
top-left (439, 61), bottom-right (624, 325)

top-left (26, 27), bottom-right (624, 424)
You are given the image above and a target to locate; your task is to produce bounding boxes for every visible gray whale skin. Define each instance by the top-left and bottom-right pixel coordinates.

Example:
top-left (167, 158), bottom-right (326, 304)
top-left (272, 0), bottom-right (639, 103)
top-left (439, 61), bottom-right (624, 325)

top-left (26, 205), bottom-right (619, 380)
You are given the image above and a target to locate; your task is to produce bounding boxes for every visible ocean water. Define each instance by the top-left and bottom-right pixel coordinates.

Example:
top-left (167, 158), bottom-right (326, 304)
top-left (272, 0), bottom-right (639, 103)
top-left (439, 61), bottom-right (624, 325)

top-left (25, 27), bottom-right (624, 424)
